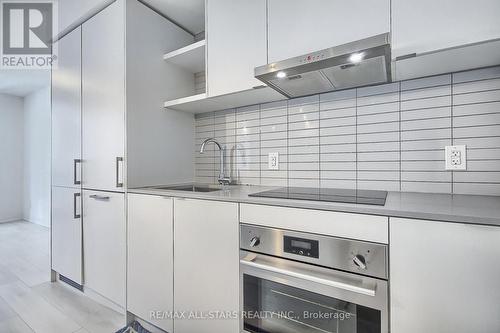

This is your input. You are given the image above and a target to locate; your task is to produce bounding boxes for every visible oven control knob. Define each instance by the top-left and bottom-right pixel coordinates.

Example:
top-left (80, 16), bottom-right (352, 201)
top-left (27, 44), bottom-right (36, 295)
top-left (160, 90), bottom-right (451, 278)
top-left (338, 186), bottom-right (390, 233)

top-left (352, 254), bottom-right (367, 270)
top-left (249, 236), bottom-right (260, 247)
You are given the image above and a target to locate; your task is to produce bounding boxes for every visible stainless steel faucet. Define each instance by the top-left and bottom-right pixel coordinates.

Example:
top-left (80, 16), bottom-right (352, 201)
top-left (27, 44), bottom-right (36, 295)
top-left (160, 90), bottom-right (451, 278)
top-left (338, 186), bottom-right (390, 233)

top-left (200, 138), bottom-right (231, 185)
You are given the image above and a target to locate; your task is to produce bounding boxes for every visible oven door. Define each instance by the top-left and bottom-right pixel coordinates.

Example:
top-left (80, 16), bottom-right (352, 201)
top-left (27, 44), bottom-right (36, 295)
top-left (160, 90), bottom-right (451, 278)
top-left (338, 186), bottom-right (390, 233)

top-left (240, 251), bottom-right (388, 333)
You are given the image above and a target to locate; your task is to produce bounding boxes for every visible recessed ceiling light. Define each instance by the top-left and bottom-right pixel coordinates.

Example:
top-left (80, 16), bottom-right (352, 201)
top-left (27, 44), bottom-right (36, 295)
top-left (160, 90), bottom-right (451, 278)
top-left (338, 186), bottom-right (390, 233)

top-left (349, 52), bottom-right (365, 63)
top-left (276, 71), bottom-right (287, 79)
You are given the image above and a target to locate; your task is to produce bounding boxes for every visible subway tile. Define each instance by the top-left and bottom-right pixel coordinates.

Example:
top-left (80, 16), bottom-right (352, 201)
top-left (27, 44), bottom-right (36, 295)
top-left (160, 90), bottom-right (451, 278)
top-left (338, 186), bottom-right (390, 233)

top-left (453, 101), bottom-right (500, 116)
top-left (357, 121), bottom-right (399, 134)
top-left (453, 183), bottom-right (500, 196)
top-left (260, 123), bottom-right (287, 133)
top-left (320, 107), bottom-right (356, 119)
top-left (401, 139), bottom-right (451, 151)
top-left (453, 66), bottom-right (500, 83)
top-left (320, 162), bottom-right (356, 171)
top-left (402, 160), bottom-right (445, 171)
top-left (289, 112), bottom-right (319, 123)
top-left (453, 124), bottom-right (500, 138)
top-left (261, 170), bottom-right (288, 179)
top-left (320, 152), bottom-right (356, 162)
top-left (288, 170), bottom-right (320, 180)
top-left (453, 137), bottom-right (500, 149)
top-left (401, 150), bottom-right (444, 161)
top-left (467, 160), bottom-right (500, 171)
top-left (453, 90), bottom-right (500, 105)
top-left (358, 171), bottom-right (400, 181)
top-left (358, 151), bottom-right (400, 161)
top-left (289, 145), bottom-right (319, 154)
top-left (236, 119), bottom-right (260, 129)
top-left (321, 170), bottom-right (357, 180)
top-left (453, 78), bottom-right (500, 94)
top-left (288, 96), bottom-right (319, 114)
top-left (320, 126), bottom-right (356, 137)
top-left (320, 144), bottom-right (356, 154)
top-left (320, 179), bottom-right (356, 189)
top-left (261, 100), bottom-right (287, 114)
top-left (402, 171), bottom-right (451, 182)
top-left (357, 101), bottom-right (399, 115)
top-left (454, 113), bottom-right (500, 127)
top-left (468, 148), bottom-right (500, 160)
top-left (289, 155), bottom-right (319, 163)
top-left (401, 181), bottom-right (452, 194)
top-left (289, 120), bottom-right (319, 131)
top-left (288, 162), bottom-right (320, 171)
top-left (357, 131), bottom-right (399, 143)
top-left (260, 177), bottom-right (288, 186)
top-left (288, 128), bottom-right (319, 139)
top-left (401, 117), bottom-right (451, 131)
top-left (236, 105), bottom-right (260, 121)
top-left (358, 92), bottom-right (399, 106)
top-left (401, 84), bottom-right (451, 101)
top-left (357, 180), bottom-right (400, 191)
top-left (321, 116), bottom-right (356, 127)
top-left (288, 137), bottom-right (319, 146)
top-left (357, 111), bottom-right (399, 124)
top-left (261, 139), bottom-right (287, 148)
top-left (453, 172), bottom-right (500, 183)
top-left (320, 89), bottom-right (356, 107)
top-left (289, 178), bottom-right (320, 188)
top-left (401, 95), bottom-right (451, 111)
top-left (260, 115), bottom-right (287, 126)
top-left (358, 161), bottom-right (400, 171)
top-left (401, 128), bottom-right (451, 141)
top-left (261, 131), bottom-right (286, 141)
top-left (357, 141), bottom-right (399, 152)
top-left (401, 74), bottom-right (451, 91)
top-left (401, 106), bottom-right (451, 121)
top-left (357, 82), bottom-right (399, 97)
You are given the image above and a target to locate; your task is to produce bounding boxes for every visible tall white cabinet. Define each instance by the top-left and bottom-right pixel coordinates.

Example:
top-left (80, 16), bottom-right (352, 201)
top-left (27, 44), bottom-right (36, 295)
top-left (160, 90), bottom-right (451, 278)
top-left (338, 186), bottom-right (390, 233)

top-left (82, 1), bottom-right (126, 192)
top-left (51, 26), bottom-right (83, 286)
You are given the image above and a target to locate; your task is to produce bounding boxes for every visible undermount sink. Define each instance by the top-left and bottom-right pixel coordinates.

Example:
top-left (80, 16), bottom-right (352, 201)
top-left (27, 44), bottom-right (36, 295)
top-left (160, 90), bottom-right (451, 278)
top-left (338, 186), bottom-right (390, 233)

top-left (151, 185), bottom-right (221, 192)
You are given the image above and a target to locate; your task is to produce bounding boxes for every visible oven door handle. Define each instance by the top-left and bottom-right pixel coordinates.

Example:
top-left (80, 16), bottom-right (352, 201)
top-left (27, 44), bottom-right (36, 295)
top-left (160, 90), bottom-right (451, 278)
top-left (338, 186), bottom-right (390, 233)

top-left (240, 257), bottom-right (377, 297)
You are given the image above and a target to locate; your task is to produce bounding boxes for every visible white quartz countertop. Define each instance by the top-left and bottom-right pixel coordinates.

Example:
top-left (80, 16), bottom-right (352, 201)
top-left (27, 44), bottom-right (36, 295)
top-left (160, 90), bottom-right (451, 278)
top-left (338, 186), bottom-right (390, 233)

top-left (129, 185), bottom-right (500, 227)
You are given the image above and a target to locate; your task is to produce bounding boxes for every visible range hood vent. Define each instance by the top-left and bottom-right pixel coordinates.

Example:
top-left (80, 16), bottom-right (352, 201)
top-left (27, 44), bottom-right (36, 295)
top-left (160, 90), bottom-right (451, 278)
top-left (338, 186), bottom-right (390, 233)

top-left (255, 33), bottom-right (392, 98)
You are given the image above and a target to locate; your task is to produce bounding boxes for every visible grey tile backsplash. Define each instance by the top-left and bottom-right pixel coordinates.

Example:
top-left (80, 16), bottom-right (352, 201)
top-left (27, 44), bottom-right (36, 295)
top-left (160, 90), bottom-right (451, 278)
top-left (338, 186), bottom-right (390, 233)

top-left (195, 66), bottom-right (500, 196)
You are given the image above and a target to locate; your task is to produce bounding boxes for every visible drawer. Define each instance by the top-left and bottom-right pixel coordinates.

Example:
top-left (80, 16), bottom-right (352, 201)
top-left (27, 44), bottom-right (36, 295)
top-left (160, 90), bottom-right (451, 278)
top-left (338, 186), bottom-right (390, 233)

top-left (240, 204), bottom-right (388, 244)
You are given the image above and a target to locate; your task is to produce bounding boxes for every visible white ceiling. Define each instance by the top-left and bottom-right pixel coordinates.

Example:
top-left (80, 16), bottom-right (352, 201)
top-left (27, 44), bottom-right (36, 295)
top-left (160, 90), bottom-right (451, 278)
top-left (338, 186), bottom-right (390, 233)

top-left (144, 0), bottom-right (205, 35)
top-left (0, 70), bottom-right (51, 97)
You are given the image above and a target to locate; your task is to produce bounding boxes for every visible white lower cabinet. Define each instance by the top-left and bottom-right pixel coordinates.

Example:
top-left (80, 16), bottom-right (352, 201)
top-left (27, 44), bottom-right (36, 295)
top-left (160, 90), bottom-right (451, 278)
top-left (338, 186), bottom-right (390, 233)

top-left (83, 190), bottom-right (126, 308)
top-left (51, 186), bottom-right (82, 285)
top-left (173, 198), bottom-right (239, 333)
top-left (390, 218), bottom-right (500, 333)
top-left (127, 194), bottom-right (174, 332)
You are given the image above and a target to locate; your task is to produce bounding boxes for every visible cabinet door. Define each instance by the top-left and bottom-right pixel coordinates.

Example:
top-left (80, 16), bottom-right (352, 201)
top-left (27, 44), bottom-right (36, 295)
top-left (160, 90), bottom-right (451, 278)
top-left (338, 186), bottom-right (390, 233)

top-left (51, 186), bottom-right (82, 284)
top-left (83, 190), bottom-right (125, 308)
top-left (52, 27), bottom-right (81, 188)
top-left (207, 0), bottom-right (267, 97)
top-left (174, 198), bottom-right (239, 333)
top-left (82, 1), bottom-right (125, 192)
top-left (127, 194), bottom-right (173, 332)
top-left (392, 0), bottom-right (500, 58)
top-left (267, 0), bottom-right (390, 63)
top-left (390, 218), bottom-right (500, 333)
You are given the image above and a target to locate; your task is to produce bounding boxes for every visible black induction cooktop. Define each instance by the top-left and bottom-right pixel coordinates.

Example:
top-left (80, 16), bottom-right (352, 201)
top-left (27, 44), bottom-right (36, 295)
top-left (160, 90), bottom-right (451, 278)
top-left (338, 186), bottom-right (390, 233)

top-left (249, 187), bottom-right (388, 206)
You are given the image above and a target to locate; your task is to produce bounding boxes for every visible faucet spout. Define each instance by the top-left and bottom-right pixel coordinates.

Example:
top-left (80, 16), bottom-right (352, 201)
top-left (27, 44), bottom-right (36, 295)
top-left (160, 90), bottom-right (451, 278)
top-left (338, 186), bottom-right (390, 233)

top-left (199, 138), bottom-right (231, 185)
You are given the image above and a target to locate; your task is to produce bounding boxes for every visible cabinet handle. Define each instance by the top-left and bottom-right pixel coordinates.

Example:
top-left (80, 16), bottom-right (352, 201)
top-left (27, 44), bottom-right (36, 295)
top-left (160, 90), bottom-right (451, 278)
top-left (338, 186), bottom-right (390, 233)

top-left (252, 85), bottom-right (266, 89)
top-left (73, 159), bottom-right (81, 185)
top-left (73, 193), bottom-right (81, 219)
top-left (116, 157), bottom-right (123, 188)
top-left (89, 194), bottom-right (110, 201)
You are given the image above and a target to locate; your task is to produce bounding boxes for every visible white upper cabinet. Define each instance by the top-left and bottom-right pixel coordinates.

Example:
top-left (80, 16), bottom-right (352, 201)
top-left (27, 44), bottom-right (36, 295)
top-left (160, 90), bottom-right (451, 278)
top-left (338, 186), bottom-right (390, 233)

top-left (52, 27), bottom-right (81, 188)
top-left (206, 0), bottom-right (267, 97)
top-left (82, 1), bottom-right (126, 192)
top-left (267, 0), bottom-right (390, 63)
top-left (392, 0), bottom-right (500, 58)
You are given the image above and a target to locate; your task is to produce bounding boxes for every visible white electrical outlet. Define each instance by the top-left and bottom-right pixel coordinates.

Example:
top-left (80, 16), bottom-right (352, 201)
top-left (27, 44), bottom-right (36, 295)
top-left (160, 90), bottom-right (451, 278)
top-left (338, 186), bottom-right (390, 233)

top-left (268, 152), bottom-right (279, 170)
top-left (445, 145), bottom-right (467, 170)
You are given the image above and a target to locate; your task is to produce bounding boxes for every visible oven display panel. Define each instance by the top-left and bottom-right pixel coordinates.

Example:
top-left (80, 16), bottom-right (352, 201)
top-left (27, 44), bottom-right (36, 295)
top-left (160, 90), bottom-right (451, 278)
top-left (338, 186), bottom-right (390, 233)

top-left (284, 236), bottom-right (319, 258)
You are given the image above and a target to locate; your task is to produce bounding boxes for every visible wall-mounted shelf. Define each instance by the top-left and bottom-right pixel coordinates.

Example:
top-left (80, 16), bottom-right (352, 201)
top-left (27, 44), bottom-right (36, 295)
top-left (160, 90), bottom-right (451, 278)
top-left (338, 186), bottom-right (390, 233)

top-left (163, 40), bottom-right (206, 73)
top-left (163, 87), bottom-right (285, 113)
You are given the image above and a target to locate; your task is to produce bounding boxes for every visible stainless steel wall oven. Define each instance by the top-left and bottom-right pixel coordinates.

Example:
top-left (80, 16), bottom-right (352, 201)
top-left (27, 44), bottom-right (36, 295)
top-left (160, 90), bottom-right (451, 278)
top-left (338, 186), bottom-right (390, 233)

top-left (240, 224), bottom-right (388, 333)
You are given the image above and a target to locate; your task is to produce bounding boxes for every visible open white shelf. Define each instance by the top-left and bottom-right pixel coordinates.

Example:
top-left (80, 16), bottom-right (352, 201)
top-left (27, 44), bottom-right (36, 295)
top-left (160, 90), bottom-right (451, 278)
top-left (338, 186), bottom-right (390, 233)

top-left (163, 87), bottom-right (285, 113)
top-left (163, 40), bottom-right (206, 73)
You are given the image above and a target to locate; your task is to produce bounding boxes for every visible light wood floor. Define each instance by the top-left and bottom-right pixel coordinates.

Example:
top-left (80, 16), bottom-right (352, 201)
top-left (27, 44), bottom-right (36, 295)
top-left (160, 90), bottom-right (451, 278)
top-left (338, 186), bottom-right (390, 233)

top-left (0, 221), bottom-right (125, 333)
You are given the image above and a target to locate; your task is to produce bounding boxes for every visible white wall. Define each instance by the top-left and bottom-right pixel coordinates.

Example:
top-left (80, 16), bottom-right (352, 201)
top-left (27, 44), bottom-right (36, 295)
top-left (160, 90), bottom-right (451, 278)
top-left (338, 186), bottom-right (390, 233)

top-left (58, 0), bottom-right (114, 35)
top-left (23, 87), bottom-right (51, 227)
top-left (0, 94), bottom-right (24, 223)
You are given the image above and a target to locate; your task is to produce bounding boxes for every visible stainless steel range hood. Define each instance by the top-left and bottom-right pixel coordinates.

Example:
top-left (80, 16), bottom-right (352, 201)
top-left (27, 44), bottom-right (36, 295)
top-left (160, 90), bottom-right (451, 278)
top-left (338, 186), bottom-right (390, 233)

top-left (255, 33), bottom-right (392, 98)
